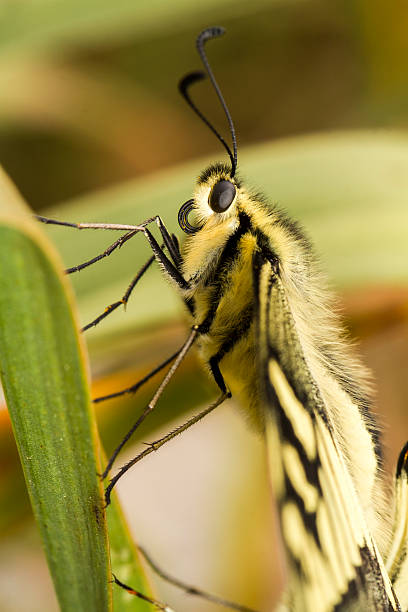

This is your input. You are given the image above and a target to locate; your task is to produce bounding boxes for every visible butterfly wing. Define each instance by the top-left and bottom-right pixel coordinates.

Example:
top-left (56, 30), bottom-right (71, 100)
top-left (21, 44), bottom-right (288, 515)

top-left (386, 443), bottom-right (408, 611)
top-left (253, 250), bottom-right (400, 612)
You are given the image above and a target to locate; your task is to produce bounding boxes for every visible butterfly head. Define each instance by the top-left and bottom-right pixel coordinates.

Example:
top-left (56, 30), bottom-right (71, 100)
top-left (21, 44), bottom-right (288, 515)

top-left (178, 163), bottom-right (242, 235)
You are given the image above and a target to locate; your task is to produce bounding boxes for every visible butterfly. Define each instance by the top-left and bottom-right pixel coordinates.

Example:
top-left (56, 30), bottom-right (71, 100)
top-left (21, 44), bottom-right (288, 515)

top-left (38, 26), bottom-right (408, 612)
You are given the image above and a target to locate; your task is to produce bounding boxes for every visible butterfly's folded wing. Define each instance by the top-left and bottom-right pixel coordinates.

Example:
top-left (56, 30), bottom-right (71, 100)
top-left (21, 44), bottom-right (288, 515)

top-left (386, 443), bottom-right (408, 611)
top-left (253, 251), bottom-right (400, 612)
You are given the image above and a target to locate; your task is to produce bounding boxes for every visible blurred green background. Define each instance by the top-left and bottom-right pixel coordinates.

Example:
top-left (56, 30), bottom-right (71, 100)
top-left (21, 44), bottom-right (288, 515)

top-left (1, 1), bottom-right (408, 611)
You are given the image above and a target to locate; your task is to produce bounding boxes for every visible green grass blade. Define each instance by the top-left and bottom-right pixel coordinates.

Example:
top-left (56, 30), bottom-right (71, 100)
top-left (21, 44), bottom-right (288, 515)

top-left (0, 168), bottom-right (111, 611)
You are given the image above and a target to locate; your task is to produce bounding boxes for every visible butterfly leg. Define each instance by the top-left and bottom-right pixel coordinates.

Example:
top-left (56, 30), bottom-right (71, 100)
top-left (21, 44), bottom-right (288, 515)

top-left (94, 349), bottom-right (180, 404)
top-left (209, 355), bottom-right (228, 393)
top-left (112, 574), bottom-right (174, 611)
top-left (36, 214), bottom-right (186, 284)
top-left (125, 545), bottom-right (259, 612)
top-left (104, 391), bottom-right (230, 505)
top-left (103, 334), bottom-right (234, 501)
top-left (82, 252), bottom-right (156, 331)
top-left (102, 326), bottom-right (199, 486)
top-left (37, 213), bottom-right (190, 326)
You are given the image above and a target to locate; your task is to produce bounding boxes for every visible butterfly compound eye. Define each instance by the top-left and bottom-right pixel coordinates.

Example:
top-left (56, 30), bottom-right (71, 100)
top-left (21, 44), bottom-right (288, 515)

top-left (209, 180), bottom-right (236, 213)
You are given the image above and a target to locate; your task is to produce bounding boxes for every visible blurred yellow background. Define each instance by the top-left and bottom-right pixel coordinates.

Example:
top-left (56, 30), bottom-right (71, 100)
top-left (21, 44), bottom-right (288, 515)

top-left (1, 1), bottom-right (408, 611)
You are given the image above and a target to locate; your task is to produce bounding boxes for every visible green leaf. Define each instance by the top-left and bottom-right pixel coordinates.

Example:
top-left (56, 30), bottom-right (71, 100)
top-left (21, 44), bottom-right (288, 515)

top-left (0, 168), bottom-right (140, 610)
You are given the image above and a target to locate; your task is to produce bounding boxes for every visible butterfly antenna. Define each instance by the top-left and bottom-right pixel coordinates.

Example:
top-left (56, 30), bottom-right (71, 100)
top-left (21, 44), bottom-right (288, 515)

top-left (179, 26), bottom-right (238, 177)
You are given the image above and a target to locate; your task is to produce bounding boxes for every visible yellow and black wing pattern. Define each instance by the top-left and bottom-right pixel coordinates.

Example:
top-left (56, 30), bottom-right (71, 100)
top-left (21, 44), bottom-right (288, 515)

top-left (386, 443), bottom-right (408, 611)
top-left (253, 251), bottom-right (401, 612)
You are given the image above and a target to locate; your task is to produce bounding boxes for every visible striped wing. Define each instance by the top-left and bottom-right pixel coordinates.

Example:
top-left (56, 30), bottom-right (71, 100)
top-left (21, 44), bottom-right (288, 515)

top-left (386, 443), bottom-right (408, 611)
top-left (253, 251), bottom-right (400, 612)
